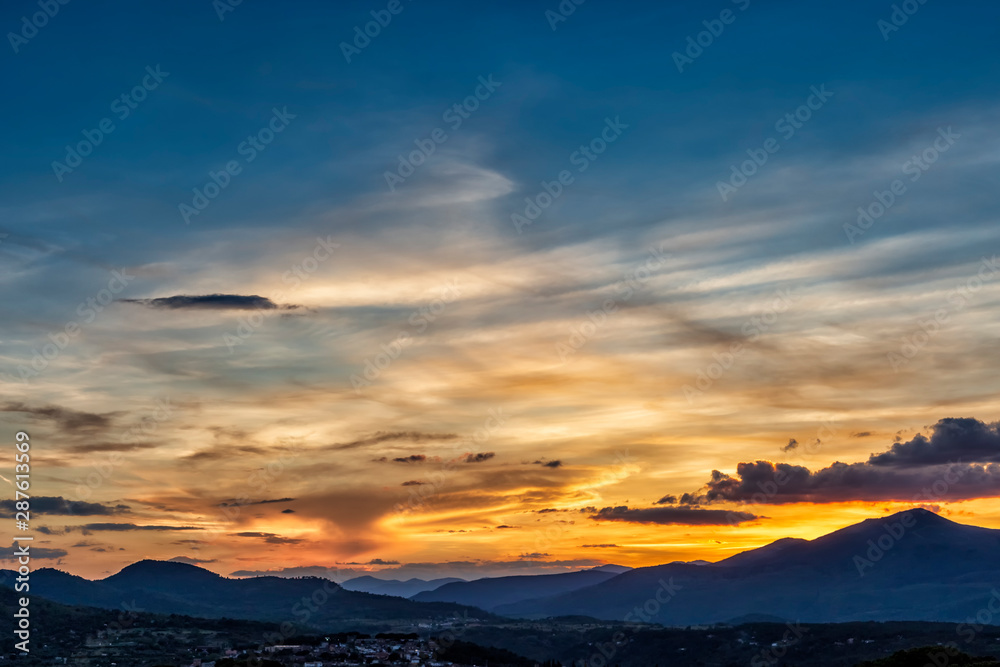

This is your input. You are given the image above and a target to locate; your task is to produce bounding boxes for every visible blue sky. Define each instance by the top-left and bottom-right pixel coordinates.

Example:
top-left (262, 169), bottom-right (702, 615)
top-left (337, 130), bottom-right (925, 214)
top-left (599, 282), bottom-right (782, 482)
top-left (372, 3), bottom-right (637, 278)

top-left (2, 0), bottom-right (1000, 578)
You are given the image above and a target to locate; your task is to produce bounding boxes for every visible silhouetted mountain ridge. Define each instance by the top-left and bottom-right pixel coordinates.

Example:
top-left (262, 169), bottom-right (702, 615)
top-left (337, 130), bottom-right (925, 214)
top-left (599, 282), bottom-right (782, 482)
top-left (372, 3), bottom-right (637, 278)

top-left (496, 509), bottom-right (1000, 624)
top-left (1, 560), bottom-right (491, 628)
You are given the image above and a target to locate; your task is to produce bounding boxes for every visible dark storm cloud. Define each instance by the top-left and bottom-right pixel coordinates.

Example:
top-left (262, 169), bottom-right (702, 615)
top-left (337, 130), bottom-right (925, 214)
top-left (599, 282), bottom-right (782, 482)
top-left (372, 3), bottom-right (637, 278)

top-left (0, 496), bottom-right (129, 517)
top-left (463, 452), bottom-right (495, 463)
top-left (587, 506), bottom-right (758, 525)
top-left (120, 294), bottom-right (297, 310)
top-left (671, 418), bottom-right (1000, 505)
top-left (676, 460), bottom-right (1000, 505)
top-left (0, 401), bottom-right (115, 433)
top-left (868, 418), bottom-right (1000, 466)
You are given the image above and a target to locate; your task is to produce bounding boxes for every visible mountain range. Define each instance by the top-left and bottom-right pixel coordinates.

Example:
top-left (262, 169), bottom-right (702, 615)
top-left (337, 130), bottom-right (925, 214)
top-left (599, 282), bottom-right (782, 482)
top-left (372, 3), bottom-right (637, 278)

top-left (411, 564), bottom-right (631, 611)
top-left (5, 509), bottom-right (998, 627)
top-left (340, 575), bottom-right (465, 598)
top-left (0, 560), bottom-right (489, 630)
top-left (496, 508), bottom-right (1000, 624)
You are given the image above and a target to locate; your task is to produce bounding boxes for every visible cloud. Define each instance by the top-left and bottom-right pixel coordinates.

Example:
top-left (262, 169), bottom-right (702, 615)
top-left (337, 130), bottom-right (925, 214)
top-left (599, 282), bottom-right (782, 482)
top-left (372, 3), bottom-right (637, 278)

top-left (868, 418), bottom-right (1000, 466)
top-left (587, 506), bottom-right (758, 525)
top-left (329, 431), bottom-right (459, 451)
top-left (401, 480), bottom-right (426, 486)
top-left (120, 294), bottom-right (297, 311)
top-left (234, 531), bottom-right (304, 545)
top-left (281, 508), bottom-right (296, 513)
top-left (0, 496), bottom-right (130, 518)
top-left (169, 556), bottom-right (218, 565)
top-left (668, 418), bottom-right (1000, 506)
top-left (654, 494), bottom-right (677, 505)
top-left (391, 455), bottom-right (427, 463)
top-left (184, 445), bottom-right (267, 461)
top-left (0, 402), bottom-right (114, 433)
top-left (463, 452), bottom-right (495, 463)
top-left (533, 460), bottom-right (562, 468)
top-left (581, 544), bottom-right (619, 548)
top-left (75, 523), bottom-right (203, 532)
top-left (8, 543), bottom-right (66, 560)
top-left (67, 441), bottom-right (162, 454)
top-left (782, 438), bottom-right (799, 452)
top-left (677, 459), bottom-right (1000, 505)
top-left (232, 557), bottom-right (607, 581)
top-left (231, 565), bottom-right (338, 579)
top-left (218, 497), bottom-right (295, 507)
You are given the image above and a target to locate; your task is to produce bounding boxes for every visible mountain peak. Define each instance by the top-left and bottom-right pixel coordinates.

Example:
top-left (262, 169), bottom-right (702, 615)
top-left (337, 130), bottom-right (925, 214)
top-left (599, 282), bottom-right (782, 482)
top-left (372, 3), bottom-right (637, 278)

top-left (878, 507), bottom-right (951, 523)
top-left (106, 559), bottom-right (223, 581)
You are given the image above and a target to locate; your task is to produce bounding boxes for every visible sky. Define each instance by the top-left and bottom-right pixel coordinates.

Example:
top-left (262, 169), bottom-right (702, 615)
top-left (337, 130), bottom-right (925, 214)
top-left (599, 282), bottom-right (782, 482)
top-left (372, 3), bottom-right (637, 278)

top-left (1, 0), bottom-right (1000, 581)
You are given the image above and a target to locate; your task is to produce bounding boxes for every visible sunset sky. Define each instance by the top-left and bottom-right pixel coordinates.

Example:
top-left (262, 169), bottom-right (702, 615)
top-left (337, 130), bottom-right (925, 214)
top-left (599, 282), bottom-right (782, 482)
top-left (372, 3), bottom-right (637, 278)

top-left (2, 1), bottom-right (1000, 581)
